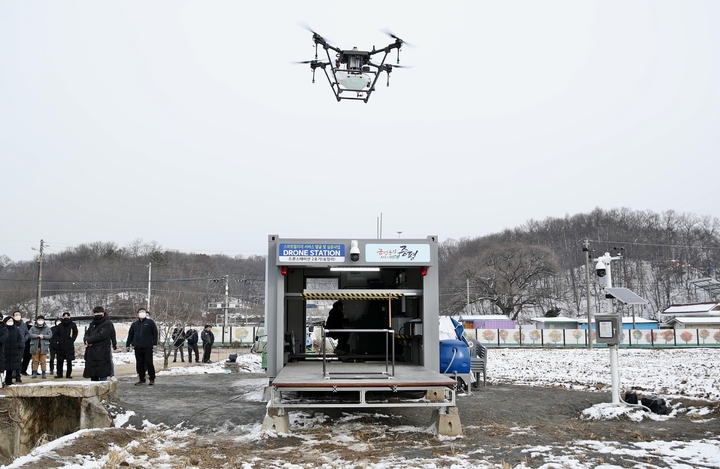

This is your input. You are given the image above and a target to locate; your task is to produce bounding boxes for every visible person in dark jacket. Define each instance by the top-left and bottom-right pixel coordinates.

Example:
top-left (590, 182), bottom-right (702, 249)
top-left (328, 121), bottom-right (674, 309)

top-left (3, 316), bottom-right (24, 386)
top-left (0, 319), bottom-right (8, 388)
top-left (21, 320), bottom-right (32, 376)
top-left (325, 301), bottom-right (350, 354)
top-left (185, 328), bottom-right (199, 363)
top-left (55, 312), bottom-right (79, 379)
top-left (201, 325), bottom-right (215, 363)
top-left (49, 319), bottom-right (60, 375)
top-left (172, 325), bottom-right (185, 362)
top-left (126, 308), bottom-right (158, 385)
top-left (83, 306), bottom-right (114, 381)
top-left (10, 311), bottom-right (29, 380)
top-left (110, 325), bottom-right (117, 378)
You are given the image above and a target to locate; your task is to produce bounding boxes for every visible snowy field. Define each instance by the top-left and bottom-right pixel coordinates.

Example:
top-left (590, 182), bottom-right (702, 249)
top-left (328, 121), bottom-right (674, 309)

top-left (3, 348), bottom-right (719, 469)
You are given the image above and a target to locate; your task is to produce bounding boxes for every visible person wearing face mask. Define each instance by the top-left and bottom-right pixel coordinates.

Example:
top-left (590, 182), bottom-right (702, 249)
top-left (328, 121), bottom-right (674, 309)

top-left (185, 328), bottom-right (199, 363)
top-left (126, 308), bottom-right (158, 385)
top-left (83, 306), bottom-right (114, 381)
top-left (28, 315), bottom-right (53, 379)
top-left (0, 318), bottom-right (8, 388)
top-left (201, 325), bottom-right (215, 363)
top-left (3, 316), bottom-right (24, 386)
top-left (49, 319), bottom-right (60, 376)
top-left (55, 312), bottom-right (79, 379)
top-left (10, 311), bottom-right (28, 382)
top-left (21, 320), bottom-right (33, 377)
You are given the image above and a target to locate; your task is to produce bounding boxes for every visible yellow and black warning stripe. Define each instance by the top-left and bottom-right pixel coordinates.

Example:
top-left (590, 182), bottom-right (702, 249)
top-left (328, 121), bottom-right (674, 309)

top-left (302, 292), bottom-right (404, 300)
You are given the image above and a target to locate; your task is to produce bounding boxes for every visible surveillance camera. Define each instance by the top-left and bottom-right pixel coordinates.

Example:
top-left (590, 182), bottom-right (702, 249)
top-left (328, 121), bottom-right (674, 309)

top-left (595, 260), bottom-right (606, 277)
top-left (350, 240), bottom-right (360, 262)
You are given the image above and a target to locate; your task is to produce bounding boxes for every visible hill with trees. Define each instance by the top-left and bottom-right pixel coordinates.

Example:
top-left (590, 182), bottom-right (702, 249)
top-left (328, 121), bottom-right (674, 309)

top-left (2, 208), bottom-right (719, 325)
top-left (0, 239), bottom-right (265, 326)
top-left (439, 208), bottom-right (720, 321)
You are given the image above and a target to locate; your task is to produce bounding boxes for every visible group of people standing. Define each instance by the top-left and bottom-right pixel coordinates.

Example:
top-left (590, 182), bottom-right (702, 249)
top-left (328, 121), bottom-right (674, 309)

top-left (170, 324), bottom-right (215, 364)
top-left (1, 306), bottom-right (219, 387)
top-left (1, 311), bottom-right (79, 386)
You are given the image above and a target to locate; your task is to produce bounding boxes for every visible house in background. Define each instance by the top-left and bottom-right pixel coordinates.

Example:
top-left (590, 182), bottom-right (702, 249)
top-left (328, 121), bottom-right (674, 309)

top-left (530, 316), bottom-right (580, 330)
top-left (456, 314), bottom-right (516, 329)
top-left (660, 302), bottom-right (720, 329)
top-left (577, 317), bottom-right (659, 330)
top-left (666, 317), bottom-right (720, 329)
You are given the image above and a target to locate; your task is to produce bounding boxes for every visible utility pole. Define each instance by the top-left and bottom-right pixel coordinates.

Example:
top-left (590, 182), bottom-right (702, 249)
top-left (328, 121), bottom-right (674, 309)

top-left (34, 239), bottom-right (45, 319)
top-left (146, 262), bottom-right (152, 310)
top-left (466, 278), bottom-right (470, 313)
top-left (583, 239), bottom-right (593, 349)
top-left (241, 278), bottom-right (249, 326)
top-left (224, 274), bottom-right (230, 330)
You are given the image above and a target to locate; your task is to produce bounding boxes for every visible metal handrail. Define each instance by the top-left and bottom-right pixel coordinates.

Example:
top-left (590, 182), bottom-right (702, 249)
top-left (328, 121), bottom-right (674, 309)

top-left (321, 327), bottom-right (395, 379)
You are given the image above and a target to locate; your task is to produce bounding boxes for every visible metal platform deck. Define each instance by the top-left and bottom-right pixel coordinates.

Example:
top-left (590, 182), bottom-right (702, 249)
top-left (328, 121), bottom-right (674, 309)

top-left (268, 362), bottom-right (458, 409)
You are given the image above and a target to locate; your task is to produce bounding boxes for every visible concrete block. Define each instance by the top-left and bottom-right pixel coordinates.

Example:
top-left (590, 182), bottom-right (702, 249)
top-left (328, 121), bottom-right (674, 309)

top-left (425, 389), bottom-right (445, 402)
top-left (431, 407), bottom-right (463, 436)
top-left (80, 397), bottom-right (113, 429)
top-left (5, 380), bottom-right (117, 399)
top-left (0, 381), bottom-right (116, 462)
top-left (262, 408), bottom-right (291, 434)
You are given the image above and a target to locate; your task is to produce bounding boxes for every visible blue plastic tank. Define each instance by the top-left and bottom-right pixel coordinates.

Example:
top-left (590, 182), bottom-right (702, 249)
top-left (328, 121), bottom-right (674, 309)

top-left (439, 339), bottom-right (471, 374)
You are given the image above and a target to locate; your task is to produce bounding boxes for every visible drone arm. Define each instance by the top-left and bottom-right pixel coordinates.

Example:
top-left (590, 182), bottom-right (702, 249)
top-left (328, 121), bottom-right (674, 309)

top-left (368, 40), bottom-right (402, 58)
top-left (313, 35), bottom-right (342, 54)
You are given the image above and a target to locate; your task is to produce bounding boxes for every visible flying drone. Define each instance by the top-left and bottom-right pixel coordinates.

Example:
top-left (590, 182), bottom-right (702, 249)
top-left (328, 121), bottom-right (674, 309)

top-left (296, 27), bottom-right (410, 103)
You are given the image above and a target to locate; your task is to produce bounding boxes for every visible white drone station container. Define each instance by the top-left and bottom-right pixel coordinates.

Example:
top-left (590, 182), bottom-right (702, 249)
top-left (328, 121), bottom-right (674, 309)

top-left (262, 235), bottom-right (461, 436)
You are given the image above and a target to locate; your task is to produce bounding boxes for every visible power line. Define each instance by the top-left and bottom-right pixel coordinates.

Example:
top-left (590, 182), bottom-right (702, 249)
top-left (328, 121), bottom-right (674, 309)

top-left (589, 239), bottom-right (720, 251)
top-left (0, 276), bottom-right (218, 284)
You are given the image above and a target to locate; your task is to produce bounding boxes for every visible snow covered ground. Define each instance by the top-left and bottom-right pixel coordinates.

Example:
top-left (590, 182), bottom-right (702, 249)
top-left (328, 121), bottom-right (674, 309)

top-left (3, 348), bottom-right (719, 468)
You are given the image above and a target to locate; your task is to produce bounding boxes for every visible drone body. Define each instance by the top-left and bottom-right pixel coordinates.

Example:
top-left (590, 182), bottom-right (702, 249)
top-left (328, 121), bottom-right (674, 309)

top-left (297, 29), bottom-right (409, 103)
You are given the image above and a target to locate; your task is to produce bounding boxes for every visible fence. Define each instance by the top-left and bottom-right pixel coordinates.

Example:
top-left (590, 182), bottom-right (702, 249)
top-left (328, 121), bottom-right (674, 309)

top-left (81, 324), bottom-right (265, 347)
top-left (464, 328), bottom-right (720, 348)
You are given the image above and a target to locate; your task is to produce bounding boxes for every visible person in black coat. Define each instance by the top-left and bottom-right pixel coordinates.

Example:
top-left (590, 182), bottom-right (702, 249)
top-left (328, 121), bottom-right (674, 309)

top-left (13, 311), bottom-right (30, 383)
top-left (185, 328), bottom-right (199, 363)
top-left (201, 325), bottom-right (215, 363)
top-left (83, 306), bottom-right (114, 381)
top-left (3, 316), bottom-right (24, 386)
top-left (325, 301), bottom-right (350, 354)
top-left (172, 325), bottom-right (185, 362)
top-left (126, 308), bottom-right (158, 385)
top-left (49, 319), bottom-right (60, 375)
top-left (55, 312), bottom-right (79, 379)
top-left (0, 319), bottom-right (8, 387)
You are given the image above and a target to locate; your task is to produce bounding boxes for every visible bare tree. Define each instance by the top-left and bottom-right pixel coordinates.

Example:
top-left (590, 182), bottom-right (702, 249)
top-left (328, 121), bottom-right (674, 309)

top-left (457, 243), bottom-right (560, 321)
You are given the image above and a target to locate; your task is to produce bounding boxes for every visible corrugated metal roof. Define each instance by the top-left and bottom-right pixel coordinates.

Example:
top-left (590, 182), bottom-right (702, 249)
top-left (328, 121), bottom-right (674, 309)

top-left (669, 317), bottom-right (720, 325)
top-left (662, 302), bottom-right (720, 315)
top-left (531, 316), bottom-right (578, 323)
top-left (576, 317), bottom-right (657, 324)
top-left (458, 315), bottom-right (511, 321)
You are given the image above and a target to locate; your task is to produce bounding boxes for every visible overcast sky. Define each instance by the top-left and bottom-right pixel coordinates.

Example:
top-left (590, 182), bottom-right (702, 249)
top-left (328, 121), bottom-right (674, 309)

top-left (2, 1), bottom-right (718, 263)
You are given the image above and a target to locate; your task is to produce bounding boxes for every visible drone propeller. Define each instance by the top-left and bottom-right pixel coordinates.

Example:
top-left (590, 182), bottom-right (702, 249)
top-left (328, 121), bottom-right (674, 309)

top-left (292, 58), bottom-right (329, 84)
top-left (381, 29), bottom-right (414, 47)
top-left (298, 22), bottom-right (332, 44)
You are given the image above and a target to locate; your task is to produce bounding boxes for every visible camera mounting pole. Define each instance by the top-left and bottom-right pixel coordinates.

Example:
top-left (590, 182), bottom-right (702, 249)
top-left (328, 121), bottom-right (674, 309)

top-left (594, 251), bottom-right (623, 404)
